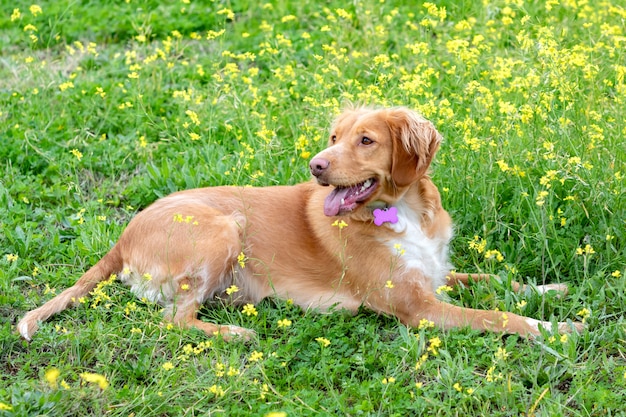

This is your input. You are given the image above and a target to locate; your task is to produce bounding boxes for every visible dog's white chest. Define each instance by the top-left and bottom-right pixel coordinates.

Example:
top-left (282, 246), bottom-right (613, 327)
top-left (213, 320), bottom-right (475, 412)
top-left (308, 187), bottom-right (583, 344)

top-left (383, 201), bottom-right (452, 292)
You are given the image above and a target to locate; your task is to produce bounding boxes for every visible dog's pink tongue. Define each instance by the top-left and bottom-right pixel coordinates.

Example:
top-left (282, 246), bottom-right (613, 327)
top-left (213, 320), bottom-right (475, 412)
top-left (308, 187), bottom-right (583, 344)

top-left (324, 187), bottom-right (351, 216)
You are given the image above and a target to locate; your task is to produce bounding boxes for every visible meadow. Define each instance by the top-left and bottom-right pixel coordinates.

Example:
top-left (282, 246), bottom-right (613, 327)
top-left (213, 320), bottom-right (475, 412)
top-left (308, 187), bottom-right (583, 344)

top-left (1, 0), bottom-right (625, 415)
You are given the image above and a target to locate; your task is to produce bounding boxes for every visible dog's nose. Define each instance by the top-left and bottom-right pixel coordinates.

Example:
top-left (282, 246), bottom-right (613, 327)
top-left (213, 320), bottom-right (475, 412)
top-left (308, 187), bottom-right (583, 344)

top-left (309, 157), bottom-right (330, 177)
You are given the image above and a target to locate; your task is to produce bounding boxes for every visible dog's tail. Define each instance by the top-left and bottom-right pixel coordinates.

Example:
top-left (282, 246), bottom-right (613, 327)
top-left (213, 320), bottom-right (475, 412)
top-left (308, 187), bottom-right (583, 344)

top-left (17, 245), bottom-right (123, 341)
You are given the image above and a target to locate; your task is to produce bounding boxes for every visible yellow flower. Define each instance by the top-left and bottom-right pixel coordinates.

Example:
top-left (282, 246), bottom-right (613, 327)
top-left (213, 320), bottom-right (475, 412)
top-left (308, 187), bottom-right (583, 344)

top-left (216, 8), bottom-right (235, 20)
top-left (189, 132), bottom-right (200, 141)
top-left (185, 109), bottom-right (200, 126)
top-left (277, 318), bottom-right (292, 328)
top-left (208, 385), bottom-right (225, 397)
top-left (331, 219), bottom-right (348, 229)
top-left (44, 368), bottom-right (60, 388)
top-left (494, 347), bottom-right (509, 362)
top-left (385, 280), bottom-right (394, 289)
top-left (382, 376), bottom-right (396, 384)
top-left (486, 365), bottom-right (503, 382)
top-left (611, 270), bottom-right (621, 278)
top-left (427, 336), bottom-right (441, 355)
top-left (5, 253), bottom-right (18, 262)
top-left (242, 303), bottom-right (258, 316)
top-left (70, 149), bottom-right (82, 160)
top-left (484, 249), bottom-right (504, 262)
top-left (29, 5), bottom-right (43, 16)
top-left (501, 312), bottom-right (509, 328)
top-left (453, 382), bottom-right (463, 392)
top-left (418, 318), bottom-right (435, 329)
top-left (315, 337), bottom-right (331, 347)
top-left (415, 353), bottom-right (429, 370)
top-left (80, 372), bottom-right (109, 390)
top-left (576, 244), bottom-right (595, 255)
top-left (11, 8), bottom-right (21, 21)
top-left (436, 285), bottom-right (453, 295)
top-left (0, 402), bottom-right (12, 411)
top-left (226, 285), bottom-right (239, 295)
top-left (162, 362), bottom-right (174, 371)
top-left (576, 308), bottom-right (591, 323)
top-left (180, 283), bottom-right (190, 291)
top-left (468, 235), bottom-right (486, 253)
top-left (249, 350), bottom-right (263, 362)
top-left (237, 252), bottom-right (246, 268)
top-left (393, 243), bottom-right (406, 256)
top-left (142, 272), bottom-right (152, 281)
top-left (59, 81), bottom-right (74, 91)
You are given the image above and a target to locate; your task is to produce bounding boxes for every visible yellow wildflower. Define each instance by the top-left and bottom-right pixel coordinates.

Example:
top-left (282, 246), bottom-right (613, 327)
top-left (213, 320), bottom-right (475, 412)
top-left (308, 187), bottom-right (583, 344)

top-left (29, 5), bottom-right (43, 16)
top-left (226, 285), bottom-right (239, 295)
top-left (11, 9), bottom-right (21, 21)
top-left (80, 372), bottom-right (109, 390)
top-left (576, 308), bottom-right (591, 323)
top-left (70, 149), bottom-right (83, 160)
top-left (277, 318), bottom-right (292, 328)
top-left (436, 285), bottom-right (453, 295)
top-left (331, 219), bottom-right (348, 229)
top-left (237, 252), bottom-right (246, 268)
top-left (576, 245), bottom-right (595, 255)
top-left (44, 368), bottom-right (60, 388)
top-left (242, 303), bottom-right (258, 316)
top-left (427, 336), bottom-right (442, 355)
top-left (316, 337), bottom-right (331, 347)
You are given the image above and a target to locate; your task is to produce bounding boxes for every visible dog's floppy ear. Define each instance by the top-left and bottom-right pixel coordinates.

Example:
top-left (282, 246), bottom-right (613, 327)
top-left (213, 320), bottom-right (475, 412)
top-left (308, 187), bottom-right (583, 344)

top-left (386, 107), bottom-right (442, 187)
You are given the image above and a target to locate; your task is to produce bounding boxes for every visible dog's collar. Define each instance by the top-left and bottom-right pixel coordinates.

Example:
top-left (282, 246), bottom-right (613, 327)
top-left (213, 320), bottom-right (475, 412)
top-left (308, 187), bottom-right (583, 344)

top-left (368, 201), bottom-right (398, 226)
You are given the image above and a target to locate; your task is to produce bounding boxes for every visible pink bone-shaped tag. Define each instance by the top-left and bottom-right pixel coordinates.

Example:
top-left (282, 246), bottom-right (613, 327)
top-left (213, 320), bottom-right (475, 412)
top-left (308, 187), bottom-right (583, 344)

top-left (373, 207), bottom-right (398, 226)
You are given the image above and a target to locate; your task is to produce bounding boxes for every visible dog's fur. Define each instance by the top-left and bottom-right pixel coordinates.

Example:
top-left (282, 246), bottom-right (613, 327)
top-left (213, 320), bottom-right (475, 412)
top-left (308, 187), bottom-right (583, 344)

top-left (18, 107), bottom-right (583, 341)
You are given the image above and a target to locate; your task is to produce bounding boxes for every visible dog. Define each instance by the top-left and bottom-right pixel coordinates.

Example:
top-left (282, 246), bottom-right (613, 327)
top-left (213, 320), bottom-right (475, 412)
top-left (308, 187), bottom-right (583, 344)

top-left (18, 106), bottom-right (584, 341)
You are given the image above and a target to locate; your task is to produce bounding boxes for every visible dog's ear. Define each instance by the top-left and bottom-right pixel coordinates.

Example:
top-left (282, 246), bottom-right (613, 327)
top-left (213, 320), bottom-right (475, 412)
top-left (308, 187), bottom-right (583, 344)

top-left (386, 107), bottom-right (442, 187)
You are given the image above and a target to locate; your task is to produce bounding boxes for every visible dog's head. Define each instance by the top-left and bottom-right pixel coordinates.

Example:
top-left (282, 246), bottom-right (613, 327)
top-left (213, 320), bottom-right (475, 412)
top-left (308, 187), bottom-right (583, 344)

top-left (309, 106), bottom-right (441, 217)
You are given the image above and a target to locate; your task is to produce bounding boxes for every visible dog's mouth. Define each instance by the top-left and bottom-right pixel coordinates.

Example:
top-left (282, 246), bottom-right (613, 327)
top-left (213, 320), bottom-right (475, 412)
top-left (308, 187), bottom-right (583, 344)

top-left (324, 178), bottom-right (379, 216)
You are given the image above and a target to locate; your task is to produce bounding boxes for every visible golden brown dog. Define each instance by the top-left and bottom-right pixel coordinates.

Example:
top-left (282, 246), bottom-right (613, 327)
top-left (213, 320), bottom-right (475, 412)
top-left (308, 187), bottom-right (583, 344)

top-left (18, 106), bottom-right (583, 341)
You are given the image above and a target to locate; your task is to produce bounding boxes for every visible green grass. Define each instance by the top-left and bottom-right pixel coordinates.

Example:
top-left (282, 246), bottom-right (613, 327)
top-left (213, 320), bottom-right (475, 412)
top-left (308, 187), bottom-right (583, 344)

top-left (1, 0), bottom-right (625, 415)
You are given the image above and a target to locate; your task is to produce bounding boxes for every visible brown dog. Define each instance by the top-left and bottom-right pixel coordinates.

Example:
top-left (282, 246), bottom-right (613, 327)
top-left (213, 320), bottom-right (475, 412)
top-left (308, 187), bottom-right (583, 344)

top-left (18, 106), bottom-right (583, 341)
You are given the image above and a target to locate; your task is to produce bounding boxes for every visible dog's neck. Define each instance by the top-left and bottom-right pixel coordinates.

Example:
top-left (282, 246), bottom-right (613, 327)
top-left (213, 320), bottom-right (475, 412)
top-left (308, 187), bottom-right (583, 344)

top-left (366, 200), bottom-right (390, 210)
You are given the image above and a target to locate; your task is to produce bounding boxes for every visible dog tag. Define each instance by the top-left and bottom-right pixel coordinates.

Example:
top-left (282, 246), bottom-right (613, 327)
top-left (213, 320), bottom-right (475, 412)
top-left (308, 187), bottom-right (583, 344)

top-left (373, 207), bottom-right (398, 226)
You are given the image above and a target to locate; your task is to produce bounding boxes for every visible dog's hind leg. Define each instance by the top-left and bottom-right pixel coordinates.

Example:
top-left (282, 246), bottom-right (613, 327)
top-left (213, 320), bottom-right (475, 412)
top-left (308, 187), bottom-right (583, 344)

top-left (166, 299), bottom-right (256, 341)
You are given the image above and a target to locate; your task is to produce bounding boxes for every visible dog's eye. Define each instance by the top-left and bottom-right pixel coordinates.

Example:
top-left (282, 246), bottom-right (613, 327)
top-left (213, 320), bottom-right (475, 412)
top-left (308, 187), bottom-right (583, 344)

top-left (361, 137), bottom-right (373, 145)
top-left (331, 135), bottom-right (337, 143)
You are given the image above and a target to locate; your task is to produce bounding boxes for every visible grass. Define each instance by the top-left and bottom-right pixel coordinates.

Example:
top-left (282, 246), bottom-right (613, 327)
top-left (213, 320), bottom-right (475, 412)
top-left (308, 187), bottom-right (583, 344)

top-left (1, 0), bottom-right (625, 415)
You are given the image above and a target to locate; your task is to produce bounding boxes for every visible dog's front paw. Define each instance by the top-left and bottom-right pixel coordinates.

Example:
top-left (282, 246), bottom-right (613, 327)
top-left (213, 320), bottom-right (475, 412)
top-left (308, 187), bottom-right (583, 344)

top-left (219, 325), bottom-right (256, 342)
top-left (556, 320), bottom-right (585, 334)
top-left (535, 283), bottom-right (569, 296)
